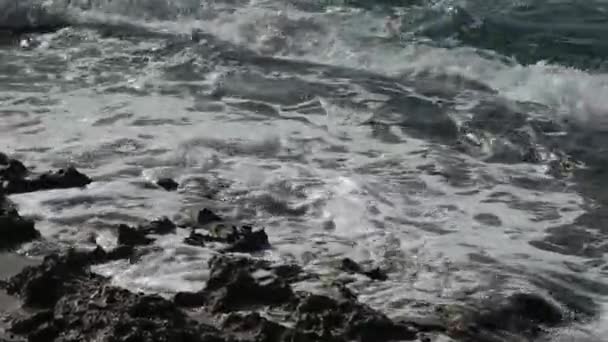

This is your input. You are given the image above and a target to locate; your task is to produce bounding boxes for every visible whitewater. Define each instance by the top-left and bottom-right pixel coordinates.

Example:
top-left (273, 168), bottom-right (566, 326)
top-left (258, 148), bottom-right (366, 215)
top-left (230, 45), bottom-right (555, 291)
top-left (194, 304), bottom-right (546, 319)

top-left (1, 0), bottom-right (608, 341)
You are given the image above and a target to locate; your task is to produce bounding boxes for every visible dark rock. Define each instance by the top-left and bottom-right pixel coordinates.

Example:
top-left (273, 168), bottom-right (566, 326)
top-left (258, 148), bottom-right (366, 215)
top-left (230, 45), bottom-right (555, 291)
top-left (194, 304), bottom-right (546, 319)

top-left (273, 264), bottom-right (305, 283)
top-left (156, 177), bottom-right (179, 191)
top-left (436, 292), bottom-right (564, 340)
top-left (197, 208), bottom-right (223, 226)
top-left (341, 258), bottom-right (364, 273)
top-left (116, 217), bottom-right (177, 247)
top-left (117, 224), bottom-right (154, 247)
top-left (4, 249), bottom-right (223, 342)
top-left (3, 249), bottom-right (98, 307)
top-left (184, 225), bottom-right (270, 253)
top-left (0, 152), bottom-right (8, 165)
top-left (475, 293), bottom-right (563, 332)
top-left (184, 231), bottom-right (207, 247)
top-left (3, 246), bottom-right (440, 342)
top-left (10, 310), bottom-right (54, 334)
top-left (142, 216), bottom-right (177, 235)
top-left (174, 291), bottom-right (206, 308)
top-left (2, 166), bottom-right (92, 194)
top-left (106, 245), bottom-right (136, 261)
top-left (224, 227), bottom-right (270, 253)
top-left (222, 312), bottom-right (292, 342)
top-left (26, 322), bottom-right (59, 342)
top-left (0, 159), bottom-right (27, 181)
top-left (0, 197), bottom-right (40, 249)
top-left (364, 267), bottom-right (388, 281)
top-left (294, 293), bottom-right (417, 342)
top-left (202, 256), bottom-right (294, 312)
top-left (340, 258), bottom-right (388, 281)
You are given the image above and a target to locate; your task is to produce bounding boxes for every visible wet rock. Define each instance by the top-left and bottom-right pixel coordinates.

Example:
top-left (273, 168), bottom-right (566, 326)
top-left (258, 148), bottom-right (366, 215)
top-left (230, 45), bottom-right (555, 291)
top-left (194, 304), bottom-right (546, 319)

top-left (340, 258), bottom-right (388, 281)
top-left (0, 159), bottom-right (28, 181)
top-left (4, 248), bottom-right (222, 342)
top-left (13, 280), bottom-right (220, 342)
top-left (224, 226), bottom-right (270, 253)
top-left (156, 177), bottom-right (179, 191)
top-left (202, 255), bottom-right (294, 312)
top-left (2, 166), bottom-right (92, 194)
top-left (2, 249), bottom-right (99, 307)
top-left (184, 231), bottom-right (207, 247)
top-left (1, 246), bottom-right (134, 307)
top-left (221, 312), bottom-right (298, 342)
top-left (294, 293), bottom-right (417, 342)
top-left (9, 310), bottom-right (54, 335)
top-left (197, 208), bottom-right (223, 226)
top-left (143, 216), bottom-right (177, 235)
top-left (116, 218), bottom-right (177, 247)
top-left (184, 224), bottom-right (270, 253)
top-left (117, 224), bottom-right (154, 247)
top-left (0, 197), bottom-right (40, 249)
top-left (436, 292), bottom-right (564, 340)
top-left (174, 291), bottom-right (207, 308)
top-left (476, 293), bottom-right (563, 331)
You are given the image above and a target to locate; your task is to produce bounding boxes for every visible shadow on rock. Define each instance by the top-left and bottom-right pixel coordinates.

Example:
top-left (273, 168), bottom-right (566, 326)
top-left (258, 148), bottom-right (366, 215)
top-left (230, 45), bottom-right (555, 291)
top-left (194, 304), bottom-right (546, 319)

top-left (0, 195), bottom-right (40, 250)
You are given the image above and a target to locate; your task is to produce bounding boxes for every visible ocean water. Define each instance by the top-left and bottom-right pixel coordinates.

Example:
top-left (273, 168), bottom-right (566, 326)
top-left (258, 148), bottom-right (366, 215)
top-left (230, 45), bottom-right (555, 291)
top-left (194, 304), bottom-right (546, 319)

top-left (1, 0), bottom-right (608, 340)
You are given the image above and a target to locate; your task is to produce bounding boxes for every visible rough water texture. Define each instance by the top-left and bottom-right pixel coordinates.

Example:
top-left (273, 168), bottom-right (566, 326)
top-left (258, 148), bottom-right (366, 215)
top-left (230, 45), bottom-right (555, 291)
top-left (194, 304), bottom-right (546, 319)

top-left (1, 0), bottom-right (608, 341)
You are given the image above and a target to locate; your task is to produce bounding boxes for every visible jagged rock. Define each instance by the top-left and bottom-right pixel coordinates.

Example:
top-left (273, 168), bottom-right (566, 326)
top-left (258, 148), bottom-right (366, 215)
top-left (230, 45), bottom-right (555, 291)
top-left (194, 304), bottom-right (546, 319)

top-left (436, 292), bottom-right (564, 340)
top-left (117, 224), bottom-right (154, 247)
top-left (294, 293), bottom-right (417, 342)
top-left (2, 166), bottom-right (92, 194)
top-left (0, 196), bottom-right (40, 249)
top-left (203, 256), bottom-right (294, 312)
top-left (476, 293), bottom-right (563, 332)
top-left (197, 208), bottom-right (223, 226)
top-left (3, 248), bottom-right (224, 342)
top-left (3, 249), bottom-right (100, 307)
top-left (184, 231), bottom-right (207, 247)
top-left (1, 246), bottom-right (134, 308)
top-left (116, 217), bottom-right (177, 246)
top-left (340, 258), bottom-right (388, 281)
top-left (221, 312), bottom-right (293, 342)
top-left (224, 226), bottom-right (270, 253)
top-left (0, 159), bottom-right (27, 181)
top-left (143, 217), bottom-right (177, 235)
top-left (184, 225), bottom-right (270, 253)
top-left (156, 177), bottom-right (179, 191)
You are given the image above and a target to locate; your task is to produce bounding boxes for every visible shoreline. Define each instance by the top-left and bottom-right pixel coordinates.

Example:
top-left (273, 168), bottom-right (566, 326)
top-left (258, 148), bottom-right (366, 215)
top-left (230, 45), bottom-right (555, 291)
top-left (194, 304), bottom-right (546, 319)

top-left (0, 152), bottom-right (586, 342)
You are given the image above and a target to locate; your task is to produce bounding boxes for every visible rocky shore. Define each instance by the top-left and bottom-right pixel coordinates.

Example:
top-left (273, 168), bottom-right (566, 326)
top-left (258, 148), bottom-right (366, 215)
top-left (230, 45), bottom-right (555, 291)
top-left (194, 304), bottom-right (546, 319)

top-left (0, 152), bottom-right (572, 342)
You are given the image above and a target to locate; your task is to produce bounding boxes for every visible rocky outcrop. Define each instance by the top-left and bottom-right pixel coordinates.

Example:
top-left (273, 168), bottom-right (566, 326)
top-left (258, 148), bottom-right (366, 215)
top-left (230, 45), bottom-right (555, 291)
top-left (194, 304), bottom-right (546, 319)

top-left (0, 154), bottom-right (92, 194)
top-left (184, 225), bottom-right (270, 253)
top-left (435, 292), bottom-right (565, 341)
top-left (0, 248), bottom-right (420, 342)
top-left (0, 195), bottom-right (40, 250)
top-left (156, 177), bottom-right (179, 191)
top-left (116, 217), bottom-right (176, 246)
top-left (339, 257), bottom-right (388, 281)
top-left (2, 166), bottom-right (92, 194)
top-left (0, 154), bottom-right (571, 342)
